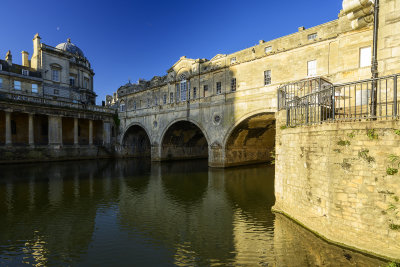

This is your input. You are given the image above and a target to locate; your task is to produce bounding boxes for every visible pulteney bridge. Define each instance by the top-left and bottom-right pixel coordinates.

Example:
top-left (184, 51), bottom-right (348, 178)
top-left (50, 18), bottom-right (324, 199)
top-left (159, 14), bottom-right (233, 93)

top-left (118, 75), bottom-right (277, 168)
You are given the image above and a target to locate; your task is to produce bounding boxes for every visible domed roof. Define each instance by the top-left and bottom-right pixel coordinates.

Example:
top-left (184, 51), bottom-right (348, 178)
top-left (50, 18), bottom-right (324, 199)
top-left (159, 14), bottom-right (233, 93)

top-left (55, 38), bottom-right (84, 57)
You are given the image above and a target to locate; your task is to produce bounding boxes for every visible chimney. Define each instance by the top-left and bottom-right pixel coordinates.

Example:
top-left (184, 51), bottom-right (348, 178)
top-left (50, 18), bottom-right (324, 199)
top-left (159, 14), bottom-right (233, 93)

top-left (31, 33), bottom-right (41, 70)
top-left (5, 50), bottom-right (12, 65)
top-left (21, 51), bottom-right (30, 67)
top-left (298, 26), bottom-right (306, 31)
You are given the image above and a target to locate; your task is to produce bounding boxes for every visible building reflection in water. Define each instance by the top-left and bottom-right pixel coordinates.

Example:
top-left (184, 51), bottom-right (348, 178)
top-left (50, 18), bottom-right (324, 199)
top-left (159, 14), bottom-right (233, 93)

top-left (0, 160), bottom-right (387, 266)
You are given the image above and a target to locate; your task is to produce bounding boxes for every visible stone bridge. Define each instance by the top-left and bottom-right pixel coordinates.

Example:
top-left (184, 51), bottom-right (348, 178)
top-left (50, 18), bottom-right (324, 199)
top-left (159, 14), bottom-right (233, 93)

top-left (118, 87), bottom-right (276, 167)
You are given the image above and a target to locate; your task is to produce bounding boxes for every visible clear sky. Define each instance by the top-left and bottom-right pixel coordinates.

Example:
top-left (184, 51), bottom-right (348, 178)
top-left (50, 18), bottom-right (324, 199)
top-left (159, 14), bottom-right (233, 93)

top-left (0, 0), bottom-right (342, 104)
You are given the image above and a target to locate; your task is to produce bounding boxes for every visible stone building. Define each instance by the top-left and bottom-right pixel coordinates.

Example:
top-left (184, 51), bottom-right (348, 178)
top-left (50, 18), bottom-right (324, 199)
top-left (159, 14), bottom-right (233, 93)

top-left (111, 0), bottom-right (399, 167)
top-left (0, 34), bottom-right (115, 162)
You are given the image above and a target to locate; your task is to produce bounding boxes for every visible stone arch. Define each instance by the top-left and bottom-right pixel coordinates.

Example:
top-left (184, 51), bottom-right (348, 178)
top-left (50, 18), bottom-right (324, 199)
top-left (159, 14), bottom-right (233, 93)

top-left (160, 119), bottom-right (209, 161)
top-left (121, 123), bottom-right (151, 157)
top-left (223, 110), bottom-right (276, 167)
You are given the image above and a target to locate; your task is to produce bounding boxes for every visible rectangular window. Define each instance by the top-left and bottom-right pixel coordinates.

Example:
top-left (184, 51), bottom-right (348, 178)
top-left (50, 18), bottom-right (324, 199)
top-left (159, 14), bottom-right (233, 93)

top-left (265, 46), bottom-right (272, 53)
top-left (230, 57), bottom-right (236, 64)
top-left (264, 70), bottom-right (271, 85)
top-left (180, 80), bottom-right (187, 101)
top-left (170, 92), bottom-right (174, 103)
top-left (0, 78), bottom-right (2, 88)
top-left (147, 98), bottom-right (150, 108)
top-left (120, 103), bottom-right (126, 112)
top-left (84, 78), bottom-right (89, 89)
top-left (308, 33), bottom-right (317, 40)
top-left (154, 96), bottom-right (158, 106)
top-left (54, 89), bottom-right (59, 95)
top-left (133, 101), bottom-right (137, 110)
top-left (176, 84), bottom-right (180, 102)
top-left (0, 64), bottom-right (2, 71)
top-left (231, 78), bottom-right (236, 91)
top-left (22, 69), bottom-right (29, 76)
top-left (216, 82), bottom-right (222, 94)
top-left (307, 60), bottom-right (317, 76)
top-left (32, 84), bottom-right (38, 93)
top-left (193, 87), bottom-right (197, 99)
top-left (360, 46), bottom-right (371, 67)
top-left (203, 85), bottom-right (208, 97)
top-left (69, 76), bottom-right (75, 86)
top-left (52, 70), bottom-right (60, 82)
top-left (14, 81), bottom-right (21, 90)
top-left (163, 94), bottom-right (167, 104)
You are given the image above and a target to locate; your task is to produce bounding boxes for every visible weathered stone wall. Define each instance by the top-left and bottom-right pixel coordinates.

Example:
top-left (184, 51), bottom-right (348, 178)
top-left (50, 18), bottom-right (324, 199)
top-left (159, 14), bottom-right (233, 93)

top-left (274, 110), bottom-right (400, 260)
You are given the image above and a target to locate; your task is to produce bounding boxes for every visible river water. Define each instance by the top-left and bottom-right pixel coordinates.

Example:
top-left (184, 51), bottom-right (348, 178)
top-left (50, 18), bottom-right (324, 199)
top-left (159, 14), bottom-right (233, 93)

top-left (0, 159), bottom-right (387, 266)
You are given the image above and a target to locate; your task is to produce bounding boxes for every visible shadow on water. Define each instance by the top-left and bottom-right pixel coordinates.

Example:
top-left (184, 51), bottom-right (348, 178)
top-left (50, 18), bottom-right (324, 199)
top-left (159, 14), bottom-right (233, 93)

top-left (0, 159), bottom-right (389, 266)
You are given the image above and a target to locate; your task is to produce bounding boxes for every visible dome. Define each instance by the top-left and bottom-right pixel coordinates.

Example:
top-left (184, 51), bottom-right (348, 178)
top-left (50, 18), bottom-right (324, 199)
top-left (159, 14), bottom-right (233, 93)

top-left (55, 38), bottom-right (84, 57)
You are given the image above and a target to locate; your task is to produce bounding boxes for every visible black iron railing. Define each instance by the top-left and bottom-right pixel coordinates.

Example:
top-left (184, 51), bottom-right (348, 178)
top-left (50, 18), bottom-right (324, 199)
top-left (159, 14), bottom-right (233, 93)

top-left (278, 74), bottom-right (400, 126)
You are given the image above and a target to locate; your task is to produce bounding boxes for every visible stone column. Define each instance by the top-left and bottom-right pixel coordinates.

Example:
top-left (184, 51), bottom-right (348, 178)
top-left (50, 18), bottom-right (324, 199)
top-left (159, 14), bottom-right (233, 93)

top-left (74, 118), bottom-right (79, 146)
top-left (89, 120), bottom-right (93, 146)
top-left (150, 143), bottom-right (161, 161)
top-left (28, 113), bottom-right (34, 147)
top-left (103, 121), bottom-right (111, 146)
top-left (5, 111), bottom-right (12, 146)
top-left (48, 115), bottom-right (62, 147)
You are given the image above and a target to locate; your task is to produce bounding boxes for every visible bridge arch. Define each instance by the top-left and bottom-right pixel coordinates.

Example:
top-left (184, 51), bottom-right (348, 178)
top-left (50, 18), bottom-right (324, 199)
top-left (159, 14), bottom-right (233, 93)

top-left (223, 110), bottom-right (275, 167)
top-left (121, 123), bottom-right (152, 157)
top-left (160, 119), bottom-right (210, 161)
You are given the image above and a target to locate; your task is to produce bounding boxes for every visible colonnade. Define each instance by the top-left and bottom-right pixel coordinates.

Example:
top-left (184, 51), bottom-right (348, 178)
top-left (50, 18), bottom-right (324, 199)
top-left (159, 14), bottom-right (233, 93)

top-left (2, 110), bottom-right (112, 147)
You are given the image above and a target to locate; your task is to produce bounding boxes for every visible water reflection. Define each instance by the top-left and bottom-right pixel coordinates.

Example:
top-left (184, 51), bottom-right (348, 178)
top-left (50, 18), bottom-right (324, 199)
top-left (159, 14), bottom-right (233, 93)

top-left (0, 160), bottom-right (387, 266)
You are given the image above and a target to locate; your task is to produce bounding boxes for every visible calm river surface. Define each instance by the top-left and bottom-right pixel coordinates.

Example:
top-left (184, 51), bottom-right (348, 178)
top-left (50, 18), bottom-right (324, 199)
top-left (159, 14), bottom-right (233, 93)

top-left (0, 159), bottom-right (387, 266)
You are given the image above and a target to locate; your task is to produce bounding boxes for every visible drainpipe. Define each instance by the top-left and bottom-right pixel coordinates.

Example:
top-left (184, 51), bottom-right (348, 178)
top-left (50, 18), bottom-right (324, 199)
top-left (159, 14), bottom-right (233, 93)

top-left (370, 0), bottom-right (379, 117)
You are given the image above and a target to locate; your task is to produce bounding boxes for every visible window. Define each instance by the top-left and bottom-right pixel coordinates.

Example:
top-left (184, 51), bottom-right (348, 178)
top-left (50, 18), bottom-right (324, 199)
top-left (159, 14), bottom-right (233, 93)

top-left (120, 102), bottom-right (126, 112)
top-left (32, 84), bottom-right (38, 93)
top-left (308, 33), bottom-right (317, 40)
top-left (22, 69), bottom-right (29, 76)
top-left (170, 92), bottom-right (174, 103)
top-left (264, 70), bottom-right (271, 85)
top-left (147, 98), bottom-right (150, 108)
top-left (69, 76), bottom-right (75, 86)
top-left (216, 82), bottom-right (222, 94)
top-left (0, 64), bottom-right (2, 71)
top-left (84, 78), bottom-right (89, 89)
top-left (265, 46), bottom-right (272, 53)
top-left (154, 96), bottom-right (158, 106)
top-left (231, 78), bottom-right (236, 91)
top-left (54, 89), bottom-right (59, 95)
top-left (180, 80), bottom-right (187, 101)
top-left (52, 69), bottom-right (60, 82)
top-left (360, 46), bottom-right (371, 67)
top-left (133, 101), bottom-right (137, 110)
top-left (203, 85), bottom-right (208, 97)
top-left (230, 57), bottom-right (236, 64)
top-left (176, 84), bottom-right (180, 102)
top-left (193, 87), bottom-right (197, 99)
top-left (163, 94), bottom-right (167, 104)
top-left (307, 60), bottom-right (317, 77)
top-left (14, 81), bottom-right (21, 90)
top-left (0, 78), bottom-right (2, 88)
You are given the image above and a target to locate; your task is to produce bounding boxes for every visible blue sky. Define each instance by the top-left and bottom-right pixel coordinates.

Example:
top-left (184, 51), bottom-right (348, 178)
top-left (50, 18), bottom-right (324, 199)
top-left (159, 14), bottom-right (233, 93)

top-left (0, 0), bottom-right (342, 104)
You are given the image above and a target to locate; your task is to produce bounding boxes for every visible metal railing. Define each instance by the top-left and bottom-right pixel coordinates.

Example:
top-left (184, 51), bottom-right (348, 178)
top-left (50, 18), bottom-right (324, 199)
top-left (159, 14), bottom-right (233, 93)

top-left (0, 92), bottom-right (115, 114)
top-left (278, 74), bottom-right (400, 126)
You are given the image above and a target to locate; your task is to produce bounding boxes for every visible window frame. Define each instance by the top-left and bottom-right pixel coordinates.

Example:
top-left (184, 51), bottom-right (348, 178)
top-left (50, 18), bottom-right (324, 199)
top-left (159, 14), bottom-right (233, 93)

top-left (32, 84), bottom-right (38, 93)
top-left (170, 92), bottom-right (174, 103)
top-left (22, 69), bottom-right (29, 76)
top-left (193, 87), bottom-right (197, 99)
top-left (231, 78), bottom-right (236, 91)
top-left (51, 69), bottom-right (60, 82)
top-left (14, 80), bottom-right (21, 90)
top-left (216, 82), bottom-right (222, 94)
top-left (308, 33), bottom-right (317, 40)
top-left (264, 70), bottom-right (271, 86)
top-left (265, 46), bottom-right (272, 53)
top-left (230, 57), bottom-right (236, 64)
top-left (0, 78), bottom-right (3, 89)
top-left (307, 60), bottom-right (317, 77)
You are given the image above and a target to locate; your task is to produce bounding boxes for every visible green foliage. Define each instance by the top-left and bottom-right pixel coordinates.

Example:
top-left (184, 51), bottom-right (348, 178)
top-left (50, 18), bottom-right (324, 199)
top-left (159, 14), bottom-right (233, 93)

top-left (387, 167), bottom-right (398, 175)
top-left (333, 149), bottom-right (341, 153)
top-left (389, 224), bottom-right (400, 231)
top-left (358, 149), bottom-right (375, 163)
top-left (367, 129), bottom-right (378, 140)
top-left (393, 196), bottom-right (399, 202)
top-left (347, 131), bottom-right (356, 138)
top-left (386, 262), bottom-right (400, 267)
top-left (394, 129), bottom-right (400, 136)
top-left (113, 114), bottom-right (120, 127)
top-left (389, 154), bottom-right (400, 168)
top-left (280, 125), bottom-right (287, 130)
top-left (337, 140), bottom-right (351, 146)
top-left (270, 148), bottom-right (276, 165)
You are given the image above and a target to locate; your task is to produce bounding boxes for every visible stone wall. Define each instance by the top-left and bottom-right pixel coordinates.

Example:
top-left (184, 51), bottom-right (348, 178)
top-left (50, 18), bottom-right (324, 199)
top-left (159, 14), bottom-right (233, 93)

top-left (274, 110), bottom-right (400, 261)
